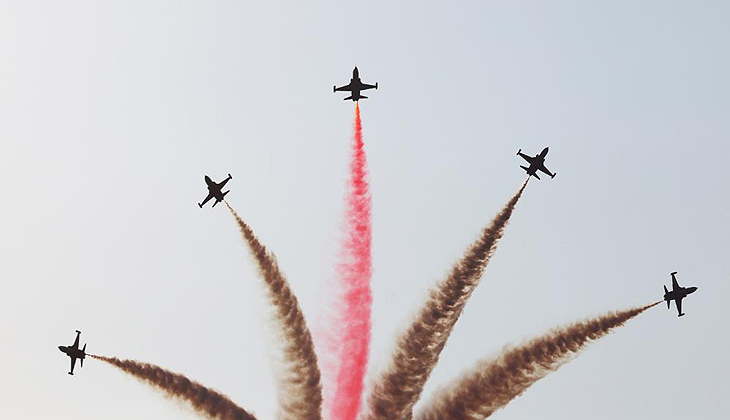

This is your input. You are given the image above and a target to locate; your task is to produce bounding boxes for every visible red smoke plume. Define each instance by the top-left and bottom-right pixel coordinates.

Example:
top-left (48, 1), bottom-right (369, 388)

top-left (328, 102), bottom-right (373, 420)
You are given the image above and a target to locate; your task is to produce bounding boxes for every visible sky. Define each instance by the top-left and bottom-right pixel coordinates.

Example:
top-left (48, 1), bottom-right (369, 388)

top-left (1, 0), bottom-right (728, 419)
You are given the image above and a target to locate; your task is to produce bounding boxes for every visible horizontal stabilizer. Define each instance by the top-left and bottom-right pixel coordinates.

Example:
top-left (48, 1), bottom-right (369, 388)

top-left (344, 95), bottom-right (354, 101)
top-left (223, 190), bottom-right (230, 198)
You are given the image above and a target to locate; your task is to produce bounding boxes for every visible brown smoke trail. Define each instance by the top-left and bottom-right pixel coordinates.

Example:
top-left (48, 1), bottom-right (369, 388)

top-left (364, 180), bottom-right (529, 420)
top-left (415, 302), bottom-right (662, 420)
top-left (225, 202), bottom-right (323, 420)
top-left (90, 355), bottom-right (256, 420)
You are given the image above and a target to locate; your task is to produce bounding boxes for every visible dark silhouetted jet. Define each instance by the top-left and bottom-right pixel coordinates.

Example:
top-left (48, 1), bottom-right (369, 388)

top-left (198, 173), bottom-right (232, 208)
top-left (334, 67), bottom-right (378, 101)
top-left (517, 147), bottom-right (556, 180)
top-left (58, 330), bottom-right (86, 375)
top-left (663, 271), bottom-right (698, 317)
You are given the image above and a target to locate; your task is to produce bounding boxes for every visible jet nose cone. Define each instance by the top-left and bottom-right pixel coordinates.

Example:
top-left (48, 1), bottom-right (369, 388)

top-left (58, 346), bottom-right (64, 352)
top-left (690, 287), bottom-right (698, 293)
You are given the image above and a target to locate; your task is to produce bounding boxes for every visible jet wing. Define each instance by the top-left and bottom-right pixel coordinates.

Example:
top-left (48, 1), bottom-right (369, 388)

top-left (72, 331), bottom-right (80, 349)
top-left (360, 82), bottom-right (377, 91)
top-left (676, 297), bottom-right (683, 316)
top-left (672, 274), bottom-right (680, 291)
top-left (199, 193), bottom-right (214, 207)
top-left (69, 356), bottom-right (77, 375)
top-left (217, 178), bottom-right (231, 189)
top-left (334, 82), bottom-right (354, 92)
top-left (518, 152), bottom-right (535, 163)
top-left (537, 163), bottom-right (555, 178)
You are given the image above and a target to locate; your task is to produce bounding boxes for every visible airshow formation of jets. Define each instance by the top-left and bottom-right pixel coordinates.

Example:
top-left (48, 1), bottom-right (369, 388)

top-left (59, 66), bottom-right (699, 376)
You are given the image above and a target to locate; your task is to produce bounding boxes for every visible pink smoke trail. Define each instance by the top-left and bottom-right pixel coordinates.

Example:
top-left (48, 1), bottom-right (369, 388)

top-left (328, 102), bottom-right (373, 420)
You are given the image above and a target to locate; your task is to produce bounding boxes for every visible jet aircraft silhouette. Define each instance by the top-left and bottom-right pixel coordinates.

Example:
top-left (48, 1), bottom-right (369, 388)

top-left (663, 271), bottom-right (698, 317)
top-left (517, 147), bottom-right (556, 180)
top-left (58, 330), bottom-right (86, 375)
top-left (334, 67), bottom-right (378, 101)
top-left (198, 173), bottom-right (232, 208)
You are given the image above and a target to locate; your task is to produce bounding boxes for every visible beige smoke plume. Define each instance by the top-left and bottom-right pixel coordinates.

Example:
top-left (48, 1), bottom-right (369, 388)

top-left (415, 302), bottom-right (661, 420)
top-left (363, 180), bottom-right (528, 420)
top-left (91, 355), bottom-right (256, 420)
top-left (226, 202), bottom-right (323, 420)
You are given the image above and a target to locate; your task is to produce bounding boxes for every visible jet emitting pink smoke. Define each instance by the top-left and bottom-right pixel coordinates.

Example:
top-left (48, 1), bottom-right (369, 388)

top-left (327, 102), bottom-right (373, 420)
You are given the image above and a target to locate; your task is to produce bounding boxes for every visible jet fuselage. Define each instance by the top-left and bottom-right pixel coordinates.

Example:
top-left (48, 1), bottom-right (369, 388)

top-left (664, 286), bottom-right (697, 302)
top-left (58, 345), bottom-right (85, 360)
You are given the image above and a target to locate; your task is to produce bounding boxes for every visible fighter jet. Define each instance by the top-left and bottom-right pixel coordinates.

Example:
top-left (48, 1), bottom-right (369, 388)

top-left (198, 173), bottom-right (232, 208)
top-left (58, 330), bottom-right (86, 375)
top-left (663, 271), bottom-right (698, 317)
top-left (334, 67), bottom-right (378, 101)
top-left (517, 147), bottom-right (556, 180)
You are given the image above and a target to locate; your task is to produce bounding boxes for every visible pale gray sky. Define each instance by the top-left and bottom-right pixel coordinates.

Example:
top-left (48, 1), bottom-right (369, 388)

top-left (1, 1), bottom-right (728, 419)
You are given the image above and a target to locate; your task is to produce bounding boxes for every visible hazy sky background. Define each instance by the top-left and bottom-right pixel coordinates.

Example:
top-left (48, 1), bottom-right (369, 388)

top-left (1, 1), bottom-right (728, 419)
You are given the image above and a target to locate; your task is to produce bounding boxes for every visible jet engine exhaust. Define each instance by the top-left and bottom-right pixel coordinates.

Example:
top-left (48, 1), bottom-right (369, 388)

top-left (414, 301), bottom-right (662, 420)
top-left (90, 355), bottom-right (257, 420)
top-left (324, 102), bottom-right (373, 420)
top-left (363, 179), bottom-right (529, 420)
top-left (225, 202), bottom-right (323, 420)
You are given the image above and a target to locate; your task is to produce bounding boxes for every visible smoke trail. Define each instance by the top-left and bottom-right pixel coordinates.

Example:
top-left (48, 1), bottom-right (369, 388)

top-left (326, 102), bottom-right (373, 420)
top-left (91, 355), bottom-right (256, 420)
top-left (226, 203), bottom-right (323, 420)
top-left (415, 302), bottom-right (662, 420)
top-left (364, 180), bottom-right (528, 420)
